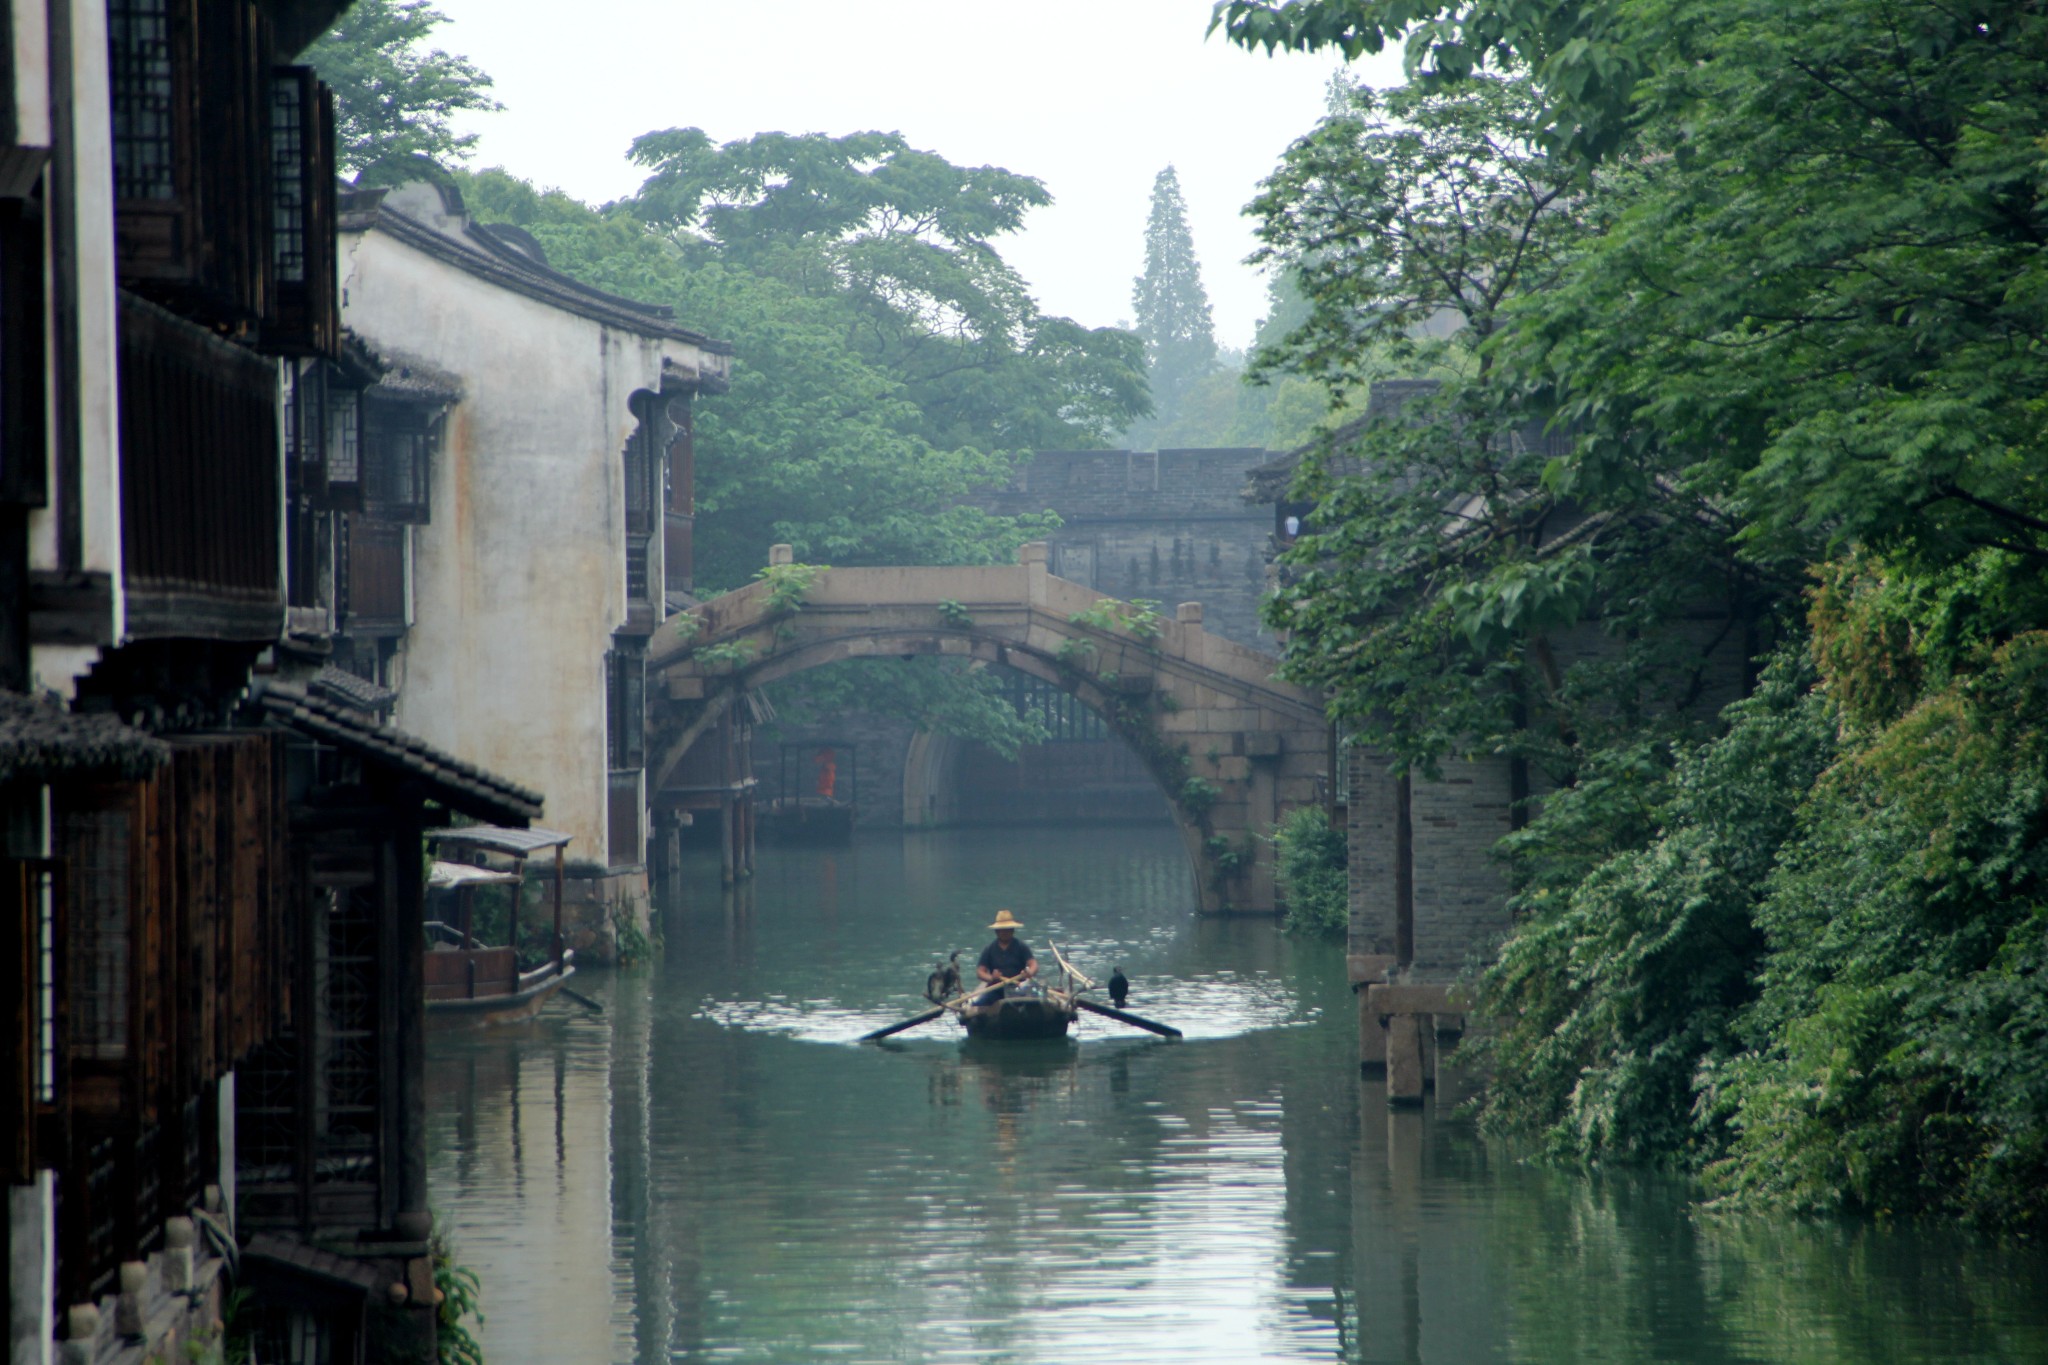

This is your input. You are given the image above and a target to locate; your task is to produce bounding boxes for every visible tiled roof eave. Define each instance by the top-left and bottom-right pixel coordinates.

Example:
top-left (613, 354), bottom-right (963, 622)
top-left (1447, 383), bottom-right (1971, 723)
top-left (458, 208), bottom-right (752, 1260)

top-left (255, 682), bottom-right (543, 825)
top-left (345, 207), bottom-right (733, 355)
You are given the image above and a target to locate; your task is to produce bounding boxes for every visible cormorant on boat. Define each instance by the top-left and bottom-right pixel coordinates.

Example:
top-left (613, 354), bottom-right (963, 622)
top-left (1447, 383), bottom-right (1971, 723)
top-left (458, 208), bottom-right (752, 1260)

top-left (1108, 966), bottom-right (1130, 1008)
top-left (926, 950), bottom-right (962, 1003)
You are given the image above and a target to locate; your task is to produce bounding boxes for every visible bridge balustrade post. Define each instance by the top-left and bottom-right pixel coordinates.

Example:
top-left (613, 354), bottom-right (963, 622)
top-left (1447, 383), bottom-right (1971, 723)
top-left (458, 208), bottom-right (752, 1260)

top-left (1019, 541), bottom-right (1049, 606)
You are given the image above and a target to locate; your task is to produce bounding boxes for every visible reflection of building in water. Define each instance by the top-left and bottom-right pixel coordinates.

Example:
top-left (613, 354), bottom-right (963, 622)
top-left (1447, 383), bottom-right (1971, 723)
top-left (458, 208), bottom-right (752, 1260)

top-left (1347, 1093), bottom-right (1506, 1363)
top-left (427, 1022), bottom-right (631, 1363)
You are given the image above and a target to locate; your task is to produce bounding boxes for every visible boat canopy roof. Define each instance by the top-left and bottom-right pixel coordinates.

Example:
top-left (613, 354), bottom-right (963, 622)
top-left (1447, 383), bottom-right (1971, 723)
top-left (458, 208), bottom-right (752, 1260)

top-left (425, 825), bottom-right (573, 857)
top-left (429, 860), bottom-right (522, 890)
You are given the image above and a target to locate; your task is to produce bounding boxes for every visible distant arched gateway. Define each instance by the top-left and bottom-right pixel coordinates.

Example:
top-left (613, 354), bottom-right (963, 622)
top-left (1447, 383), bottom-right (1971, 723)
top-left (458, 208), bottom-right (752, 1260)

top-left (646, 544), bottom-right (1331, 913)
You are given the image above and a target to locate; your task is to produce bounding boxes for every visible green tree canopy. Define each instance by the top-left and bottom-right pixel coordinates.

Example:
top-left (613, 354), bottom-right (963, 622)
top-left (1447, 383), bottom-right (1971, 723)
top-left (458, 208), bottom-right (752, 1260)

top-left (1210, 0), bottom-right (1665, 165)
top-left (461, 130), bottom-right (1145, 592)
top-left (304, 0), bottom-right (501, 179)
top-left (1236, 0), bottom-right (2048, 1228)
top-left (623, 128), bottom-right (1149, 457)
top-left (1251, 75), bottom-right (1737, 773)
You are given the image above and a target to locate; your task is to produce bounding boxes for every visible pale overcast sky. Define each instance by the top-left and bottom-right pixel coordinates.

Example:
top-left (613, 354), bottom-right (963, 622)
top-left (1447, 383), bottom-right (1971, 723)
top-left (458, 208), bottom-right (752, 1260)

top-left (428, 0), bottom-right (1404, 351)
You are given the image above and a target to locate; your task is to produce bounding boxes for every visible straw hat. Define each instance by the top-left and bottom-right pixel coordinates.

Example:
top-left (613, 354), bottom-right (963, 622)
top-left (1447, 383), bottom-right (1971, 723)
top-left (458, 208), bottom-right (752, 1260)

top-left (988, 909), bottom-right (1024, 932)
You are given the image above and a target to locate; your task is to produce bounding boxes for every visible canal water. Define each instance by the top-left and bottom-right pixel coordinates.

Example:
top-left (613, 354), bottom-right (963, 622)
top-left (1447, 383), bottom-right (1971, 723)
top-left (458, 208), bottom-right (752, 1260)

top-left (425, 825), bottom-right (2048, 1364)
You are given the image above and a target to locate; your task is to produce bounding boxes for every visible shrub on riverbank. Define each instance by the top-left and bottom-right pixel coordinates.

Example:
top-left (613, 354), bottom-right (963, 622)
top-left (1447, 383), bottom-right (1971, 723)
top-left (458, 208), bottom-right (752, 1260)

top-left (1477, 559), bottom-right (2048, 1232)
top-left (1274, 805), bottom-right (1347, 937)
top-left (1475, 652), bottom-right (1833, 1166)
top-left (1701, 626), bottom-right (2048, 1228)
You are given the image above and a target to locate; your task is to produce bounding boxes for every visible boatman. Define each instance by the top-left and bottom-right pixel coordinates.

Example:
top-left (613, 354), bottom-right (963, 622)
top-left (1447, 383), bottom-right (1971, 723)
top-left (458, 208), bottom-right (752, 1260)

top-left (973, 909), bottom-right (1038, 1006)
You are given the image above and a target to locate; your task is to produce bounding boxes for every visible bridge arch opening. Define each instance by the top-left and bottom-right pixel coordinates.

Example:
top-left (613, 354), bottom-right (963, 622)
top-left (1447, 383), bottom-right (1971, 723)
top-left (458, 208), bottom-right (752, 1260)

top-left (894, 666), bottom-right (1175, 830)
top-left (667, 633), bottom-right (1214, 901)
top-left (646, 560), bottom-right (1332, 913)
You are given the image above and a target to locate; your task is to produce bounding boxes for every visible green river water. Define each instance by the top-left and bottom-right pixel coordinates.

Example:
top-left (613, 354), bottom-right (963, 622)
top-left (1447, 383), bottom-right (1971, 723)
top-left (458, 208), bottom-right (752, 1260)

top-left (425, 823), bottom-right (2048, 1364)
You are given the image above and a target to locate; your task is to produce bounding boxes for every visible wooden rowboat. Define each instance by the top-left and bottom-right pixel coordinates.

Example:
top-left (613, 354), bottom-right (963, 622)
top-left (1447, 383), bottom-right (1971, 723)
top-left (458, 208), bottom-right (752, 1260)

top-left (423, 825), bottom-right (576, 1030)
top-left (958, 984), bottom-right (1077, 1041)
top-left (860, 943), bottom-right (1182, 1044)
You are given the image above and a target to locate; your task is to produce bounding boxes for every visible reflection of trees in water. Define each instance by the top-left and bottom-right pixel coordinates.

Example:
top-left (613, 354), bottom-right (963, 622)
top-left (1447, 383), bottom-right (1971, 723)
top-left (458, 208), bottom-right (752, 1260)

top-left (1683, 1219), bottom-right (2048, 1365)
top-left (1340, 1097), bottom-right (2048, 1365)
top-left (446, 830), bottom-right (2048, 1364)
top-left (431, 981), bottom-right (2048, 1365)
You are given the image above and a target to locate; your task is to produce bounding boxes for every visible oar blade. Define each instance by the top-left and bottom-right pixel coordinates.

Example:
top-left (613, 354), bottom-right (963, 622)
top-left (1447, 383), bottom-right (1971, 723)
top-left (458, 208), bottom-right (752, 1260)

top-left (860, 1005), bottom-right (947, 1042)
top-left (1076, 997), bottom-right (1182, 1038)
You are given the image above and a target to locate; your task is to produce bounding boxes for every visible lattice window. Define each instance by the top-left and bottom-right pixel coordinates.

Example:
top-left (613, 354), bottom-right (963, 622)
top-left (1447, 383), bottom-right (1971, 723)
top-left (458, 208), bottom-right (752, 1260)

top-left (622, 396), bottom-right (661, 538)
top-left (238, 1029), bottom-right (300, 1178)
top-left (133, 1120), bottom-right (163, 1255)
top-left (270, 74), bottom-right (308, 284)
top-left (36, 864), bottom-right (54, 1103)
top-left (626, 535), bottom-right (652, 602)
top-left (61, 806), bottom-right (131, 1062)
top-left (177, 1093), bottom-right (205, 1212)
top-left (326, 386), bottom-right (361, 487)
top-left (81, 1134), bottom-right (121, 1298)
top-left (361, 398), bottom-right (434, 523)
top-left (7, 860), bottom-right (58, 1184)
top-left (286, 364), bottom-right (327, 472)
top-left (317, 885), bottom-right (379, 1176)
top-left (623, 397), bottom-right (664, 606)
top-left (254, 1312), bottom-right (336, 1365)
top-left (366, 429), bottom-right (426, 512)
top-left (107, 0), bottom-right (177, 202)
top-left (286, 364), bottom-right (330, 609)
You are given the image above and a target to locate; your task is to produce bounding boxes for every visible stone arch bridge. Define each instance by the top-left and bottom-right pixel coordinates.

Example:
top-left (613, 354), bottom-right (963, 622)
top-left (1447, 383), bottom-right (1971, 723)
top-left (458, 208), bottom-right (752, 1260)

top-left (645, 544), bottom-right (1331, 913)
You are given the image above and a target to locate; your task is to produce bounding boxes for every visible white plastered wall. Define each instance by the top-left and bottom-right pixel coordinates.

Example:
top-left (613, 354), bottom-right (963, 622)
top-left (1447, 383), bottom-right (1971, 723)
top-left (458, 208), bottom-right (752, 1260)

top-left (30, 0), bottom-right (122, 702)
top-left (338, 224), bottom-right (686, 861)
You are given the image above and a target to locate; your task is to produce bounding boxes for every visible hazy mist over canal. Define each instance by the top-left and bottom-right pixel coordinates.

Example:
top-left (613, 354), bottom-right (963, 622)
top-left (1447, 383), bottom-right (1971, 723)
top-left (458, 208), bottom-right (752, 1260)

top-left (425, 825), bottom-right (2048, 1364)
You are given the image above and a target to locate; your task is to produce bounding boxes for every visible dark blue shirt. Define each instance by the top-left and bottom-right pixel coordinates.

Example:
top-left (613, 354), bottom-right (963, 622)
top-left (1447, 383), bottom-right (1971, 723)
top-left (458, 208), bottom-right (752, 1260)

top-left (978, 937), bottom-right (1034, 979)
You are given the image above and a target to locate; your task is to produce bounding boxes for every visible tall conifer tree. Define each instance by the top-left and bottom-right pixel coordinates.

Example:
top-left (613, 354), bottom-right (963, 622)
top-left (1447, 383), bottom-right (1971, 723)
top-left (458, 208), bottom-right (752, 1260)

top-left (1130, 166), bottom-right (1217, 439)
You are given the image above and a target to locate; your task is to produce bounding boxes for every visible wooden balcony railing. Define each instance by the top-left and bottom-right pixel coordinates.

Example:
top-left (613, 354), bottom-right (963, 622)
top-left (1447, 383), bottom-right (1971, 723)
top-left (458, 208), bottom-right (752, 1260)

top-left (117, 291), bottom-right (284, 640)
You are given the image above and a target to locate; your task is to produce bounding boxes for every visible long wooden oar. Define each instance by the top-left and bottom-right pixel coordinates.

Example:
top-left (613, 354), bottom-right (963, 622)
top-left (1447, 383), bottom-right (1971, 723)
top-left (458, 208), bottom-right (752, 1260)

top-left (942, 970), bottom-right (1026, 1013)
top-left (859, 1005), bottom-right (947, 1042)
top-left (1076, 997), bottom-right (1182, 1038)
top-left (863, 972), bottom-right (1024, 1040)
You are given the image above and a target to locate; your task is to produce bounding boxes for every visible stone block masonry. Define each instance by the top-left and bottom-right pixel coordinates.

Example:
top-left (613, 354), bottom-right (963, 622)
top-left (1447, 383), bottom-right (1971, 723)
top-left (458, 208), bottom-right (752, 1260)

top-left (651, 556), bottom-right (1329, 913)
top-left (981, 449), bottom-right (1278, 651)
top-left (1346, 748), bottom-right (1571, 976)
top-left (1408, 759), bottom-right (1514, 974)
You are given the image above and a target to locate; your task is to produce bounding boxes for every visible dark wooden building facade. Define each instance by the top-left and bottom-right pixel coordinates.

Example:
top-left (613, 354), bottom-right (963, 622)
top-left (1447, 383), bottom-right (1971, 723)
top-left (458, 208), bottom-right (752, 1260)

top-left (3, 3), bottom-right (554, 1362)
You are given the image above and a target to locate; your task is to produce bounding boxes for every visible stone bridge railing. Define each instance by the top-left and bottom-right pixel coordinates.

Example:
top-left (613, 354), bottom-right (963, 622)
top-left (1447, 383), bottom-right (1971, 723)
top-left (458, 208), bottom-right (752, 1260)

top-left (646, 544), bottom-right (1331, 913)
